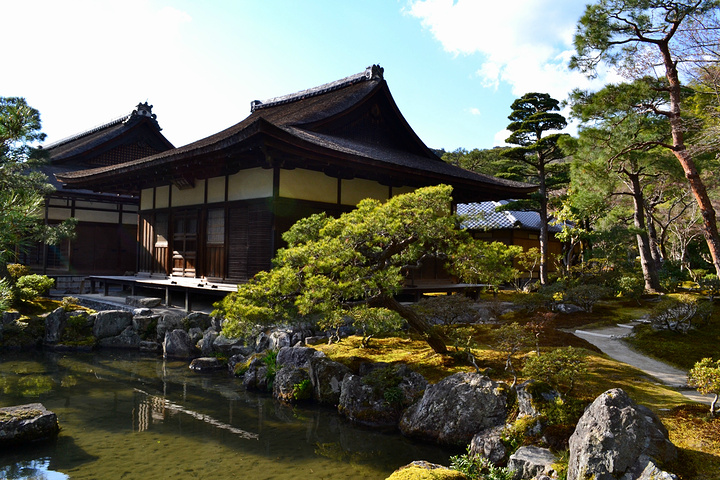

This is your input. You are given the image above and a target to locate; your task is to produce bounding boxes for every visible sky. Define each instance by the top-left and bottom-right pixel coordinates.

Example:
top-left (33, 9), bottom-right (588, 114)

top-left (2, 0), bottom-right (612, 152)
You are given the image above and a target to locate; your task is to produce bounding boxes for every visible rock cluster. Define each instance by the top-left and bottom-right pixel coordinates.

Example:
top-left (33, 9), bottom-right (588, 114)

top-left (0, 403), bottom-right (59, 446)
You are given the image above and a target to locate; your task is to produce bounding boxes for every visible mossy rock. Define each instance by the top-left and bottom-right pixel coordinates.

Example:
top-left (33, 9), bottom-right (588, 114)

top-left (385, 461), bottom-right (467, 479)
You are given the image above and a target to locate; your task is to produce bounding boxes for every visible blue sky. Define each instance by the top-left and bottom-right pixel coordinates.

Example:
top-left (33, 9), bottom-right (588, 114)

top-left (3, 0), bottom-right (611, 151)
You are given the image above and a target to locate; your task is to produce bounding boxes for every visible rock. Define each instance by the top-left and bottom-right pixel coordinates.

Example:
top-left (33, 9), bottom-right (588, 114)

top-left (139, 341), bottom-right (160, 353)
top-left (188, 327), bottom-right (203, 346)
top-left (556, 303), bottom-right (584, 314)
top-left (243, 361), bottom-right (270, 392)
top-left (98, 326), bottom-right (141, 349)
top-left (568, 388), bottom-right (678, 480)
top-left (189, 357), bottom-right (225, 372)
top-left (93, 310), bottom-right (133, 339)
top-left (338, 374), bottom-right (401, 429)
top-left (2, 311), bottom-right (21, 326)
top-left (228, 353), bottom-right (248, 375)
top-left (399, 372), bottom-right (509, 445)
top-left (273, 366), bottom-right (311, 403)
top-left (470, 426), bottom-right (507, 466)
top-left (125, 296), bottom-right (162, 308)
top-left (254, 332), bottom-right (271, 352)
top-left (269, 329), bottom-right (292, 350)
top-left (185, 312), bottom-right (212, 330)
top-left (385, 460), bottom-right (466, 480)
top-left (517, 380), bottom-right (560, 419)
top-left (621, 455), bottom-right (679, 480)
top-left (507, 446), bottom-right (558, 480)
top-left (156, 312), bottom-right (185, 341)
top-left (304, 335), bottom-right (327, 346)
top-left (199, 330), bottom-right (219, 356)
top-left (163, 329), bottom-right (196, 358)
top-left (308, 356), bottom-right (352, 406)
top-left (213, 334), bottom-right (244, 355)
top-left (133, 307), bottom-right (153, 316)
top-left (276, 346), bottom-right (324, 369)
top-left (0, 403), bottom-right (59, 446)
top-left (133, 315), bottom-right (160, 339)
top-left (44, 307), bottom-right (66, 344)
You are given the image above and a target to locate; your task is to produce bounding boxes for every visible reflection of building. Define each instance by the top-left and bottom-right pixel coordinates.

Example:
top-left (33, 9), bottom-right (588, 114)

top-left (22, 103), bottom-right (174, 280)
top-left (58, 66), bottom-right (535, 285)
top-left (134, 392), bottom-right (167, 432)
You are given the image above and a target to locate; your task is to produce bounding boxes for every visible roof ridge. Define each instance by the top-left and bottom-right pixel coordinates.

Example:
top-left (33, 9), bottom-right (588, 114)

top-left (250, 65), bottom-right (383, 113)
top-left (41, 102), bottom-right (157, 150)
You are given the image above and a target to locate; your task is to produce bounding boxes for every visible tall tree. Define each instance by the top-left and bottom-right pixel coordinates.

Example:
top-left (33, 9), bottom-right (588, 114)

top-left (502, 93), bottom-right (569, 285)
top-left (568, 79), bottom-right (686, 292)
top-left (571, 0), bottom-right (720, 279)
top-left (0, 97), bottom-right (75, 270)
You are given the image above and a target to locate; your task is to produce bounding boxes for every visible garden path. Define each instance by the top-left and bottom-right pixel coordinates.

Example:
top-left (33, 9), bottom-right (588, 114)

top-left (572, 322), bottom-right (712, 406)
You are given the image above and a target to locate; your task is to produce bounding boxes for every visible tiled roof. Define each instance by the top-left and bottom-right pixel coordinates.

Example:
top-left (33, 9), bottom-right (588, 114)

top-left (56, 67), bottom-right (536, 201)
top-left (458, 201), bottom-right (564, 232)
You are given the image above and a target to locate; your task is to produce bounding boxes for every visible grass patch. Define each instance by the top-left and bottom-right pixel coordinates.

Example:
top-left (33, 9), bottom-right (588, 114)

top-left (626, 320), bottom-right (720, 370)
top-left (662, 405), bottom-right (720, 480)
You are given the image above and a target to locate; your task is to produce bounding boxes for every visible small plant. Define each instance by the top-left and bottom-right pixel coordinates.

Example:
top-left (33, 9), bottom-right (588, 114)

top-left (522, 347), bottom-right (587, 396)
top-left (292, 379), bottom-right (312, 401)
top-left (61, 296), bottom-right (79, 309)
top-left (0, 277), bottom-right (12, 312)
top-left (449, 446), bottom-right (514, 480)
top-left (347, 306), bottom-right (404, 348)
top-left (689, 357), bottom-right (720, 416)
top-left (263, 350), bottom-right (279, 388)
top-left (698, 274), bottom-right (720, 301)
top-left (492, 322), bottom-right (533, 388)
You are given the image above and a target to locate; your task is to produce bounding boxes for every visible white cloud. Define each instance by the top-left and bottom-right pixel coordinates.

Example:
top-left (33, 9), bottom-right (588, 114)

top-left (406, 0), bottom-right (605, 101)
top-left (469, 107), bottom-right (481, 116)
top-left (493, 129), bottom-right (511, 147)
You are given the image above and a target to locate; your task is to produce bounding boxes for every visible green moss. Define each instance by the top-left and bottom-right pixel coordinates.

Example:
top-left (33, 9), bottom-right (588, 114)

top-left (0, 408), bottom-right (44, 422)
top-left (385, 466), bottom-right (467, 480)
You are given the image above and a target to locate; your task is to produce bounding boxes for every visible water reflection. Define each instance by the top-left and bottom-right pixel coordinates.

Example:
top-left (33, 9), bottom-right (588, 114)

top-left (0, 458), bottom-right (68, 480)
top-left (0, 351), bottom-right (459, 480)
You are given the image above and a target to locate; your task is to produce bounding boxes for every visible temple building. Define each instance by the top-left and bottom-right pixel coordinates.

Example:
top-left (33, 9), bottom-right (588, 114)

top-left (57, 66), bottom-right (535, 286)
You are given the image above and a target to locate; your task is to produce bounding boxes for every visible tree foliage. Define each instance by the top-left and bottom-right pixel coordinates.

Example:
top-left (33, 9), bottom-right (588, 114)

top-left (502, 93), bottom-right (569, 285)
top-left (689, 357), bottom-right (720, 415)
top-left (522, 347), bottom-right (588, 396)
top-left (215, 185), bottom-right (521, 355)
top-left (0, 97), bottom-right (75, 269)
top-left (571, 0), bottom-right (720, 280)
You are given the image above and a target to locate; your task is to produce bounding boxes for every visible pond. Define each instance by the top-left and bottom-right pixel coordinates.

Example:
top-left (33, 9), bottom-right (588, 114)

top-left (0, 350), bottom-right (459, 480)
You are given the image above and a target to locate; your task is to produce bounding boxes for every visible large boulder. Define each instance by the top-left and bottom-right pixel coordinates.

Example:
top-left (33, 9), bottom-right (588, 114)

top-left (156, 312), bottom-right (185, 341)
top-left (243, 356), bottom-right (270, 392)
top-left (338, 374), bottom-right (400, 428)
top-left (507, 446), bottom-right (558, 480)
top-left (308, 356), bottom-right (352, 406)
top-left (125, 296), bottom-right (162, 308)
top-left (568, 388), bottom-right (678, 480)
top-left (199, 330), bottom-right (219, 356)
top-left (212, 334), bottom-right (244, 355)
top-left (0, 403), bottom-right (59, 446)
top-left (189, 357), bottom-right (225, 372)
top-left (133, 314), bottom-right (160, 339)
top-left (399, 372), bottom-right (509, 445)
top-left (44, 307), bottom-right (66, 344)
top-left (92, 310), bottom-right (133, 339)
top-left (516, 380), bottom-right (560, 419)
top-left (163, 329), bottom-right (196, 358)
top-left (276, 346), bottom-right (324, 369)
top-left (273, 366), bottom-right (311, 404)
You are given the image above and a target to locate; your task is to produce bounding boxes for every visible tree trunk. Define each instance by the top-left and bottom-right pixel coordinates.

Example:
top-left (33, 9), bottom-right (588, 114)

top-left (379, 295), bottom-right (448, 354)
top-left (629, 174), bottom-right (661, 292)
top-left (661, 41), bottom-right (720, 279)
top-left (538, 163), bottom-right (550, 285)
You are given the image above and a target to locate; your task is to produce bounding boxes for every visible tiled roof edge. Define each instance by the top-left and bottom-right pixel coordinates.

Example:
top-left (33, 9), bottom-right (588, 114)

top-left (250, 65), bottom-right (383, 113)
top-left (41, 113), bottom-right (131, 150)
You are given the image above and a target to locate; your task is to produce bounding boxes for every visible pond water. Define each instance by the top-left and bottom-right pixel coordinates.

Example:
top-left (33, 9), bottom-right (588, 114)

top-left (0, 351), bottom-right (459, 480)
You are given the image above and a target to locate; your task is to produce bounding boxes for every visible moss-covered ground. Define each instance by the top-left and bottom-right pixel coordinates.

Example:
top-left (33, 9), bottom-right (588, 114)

top-left (316, 292), bottom-right (720, 480)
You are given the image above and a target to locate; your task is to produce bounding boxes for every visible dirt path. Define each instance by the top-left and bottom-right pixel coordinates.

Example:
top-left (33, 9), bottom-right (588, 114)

top-left (572, 322), bottom-right (712, 406)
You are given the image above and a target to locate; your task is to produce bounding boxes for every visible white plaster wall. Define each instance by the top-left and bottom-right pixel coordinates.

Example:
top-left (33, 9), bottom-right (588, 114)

top-left (228, 168), bottom-right (273, 201)
top-left (171, 183), bottom-right (205, 207)
top-left (341, 178), bottom-right (389, 205)
top-left (280, 169), bottom-right (337, 203)
top-left (207, 177), bottom-right (226, 204)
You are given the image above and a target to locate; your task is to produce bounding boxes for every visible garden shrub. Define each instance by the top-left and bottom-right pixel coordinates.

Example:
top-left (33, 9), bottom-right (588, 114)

top-left (5, 264), bottom-right (30, 281)
top-left (616, 275), bottom-right (645, 303)
top-left (15, 274), bottom-right (55, 300)
top-left (698, 274), bottom-right (720, 300)
top-left (688, 357), bottom-right (720, 416)
top-left (565, 284), bottom-right (613, 312)
top-left (522, 347), bottom-right (587, 396)
top-left (649, 294), bottom-right (712, 333)
top-left (413, 294), bottom-right (479, 325)
top-left (0, 278), bottom-right (12, 312)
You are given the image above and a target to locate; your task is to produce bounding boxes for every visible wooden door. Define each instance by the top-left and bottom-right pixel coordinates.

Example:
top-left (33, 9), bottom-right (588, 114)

top-left (172, 210), bottom-right (197, 277)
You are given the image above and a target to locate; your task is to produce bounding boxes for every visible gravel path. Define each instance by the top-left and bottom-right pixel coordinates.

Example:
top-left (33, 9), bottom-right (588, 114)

top-left (572, 322), bottom-right (712, 406)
